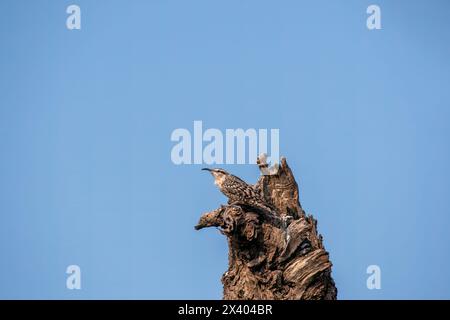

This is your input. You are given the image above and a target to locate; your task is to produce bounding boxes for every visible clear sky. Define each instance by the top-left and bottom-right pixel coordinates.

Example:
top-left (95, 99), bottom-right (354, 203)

top-left (1, 0), bottom-right (450, 299)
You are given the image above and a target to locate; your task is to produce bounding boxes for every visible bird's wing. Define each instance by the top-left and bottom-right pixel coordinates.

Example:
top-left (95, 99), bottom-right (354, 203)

top-left (224, 178), bottom-right (261, 201)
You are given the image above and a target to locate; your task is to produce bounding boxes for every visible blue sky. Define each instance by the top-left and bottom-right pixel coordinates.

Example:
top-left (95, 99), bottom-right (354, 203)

top-left (0, 0), bottom-right (449, 299)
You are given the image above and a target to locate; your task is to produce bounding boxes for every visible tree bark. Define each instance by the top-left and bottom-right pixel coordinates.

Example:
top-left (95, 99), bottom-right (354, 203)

top-left (195, 157), bottom-right (337, 300)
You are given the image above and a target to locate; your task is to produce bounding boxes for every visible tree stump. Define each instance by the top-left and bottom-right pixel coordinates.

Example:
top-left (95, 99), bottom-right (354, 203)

top-left (195, 157), bottom-right (337, 300)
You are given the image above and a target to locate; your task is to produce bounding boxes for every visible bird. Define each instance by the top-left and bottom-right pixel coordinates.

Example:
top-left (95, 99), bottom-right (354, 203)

top-left (202, 168), bottom-right (276, 216)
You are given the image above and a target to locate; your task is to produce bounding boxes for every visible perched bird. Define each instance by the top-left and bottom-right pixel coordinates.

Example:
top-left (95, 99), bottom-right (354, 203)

top-left (202, 168), bottom-right (275, 215)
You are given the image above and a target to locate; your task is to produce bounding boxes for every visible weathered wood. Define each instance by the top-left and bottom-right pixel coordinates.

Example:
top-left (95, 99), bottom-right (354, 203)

top-left (195, 157), bottom-right (337, 300)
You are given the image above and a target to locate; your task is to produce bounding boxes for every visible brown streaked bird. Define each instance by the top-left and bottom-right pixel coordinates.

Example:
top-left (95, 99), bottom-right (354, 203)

top-left (202, 168), bottom-right (275, 215)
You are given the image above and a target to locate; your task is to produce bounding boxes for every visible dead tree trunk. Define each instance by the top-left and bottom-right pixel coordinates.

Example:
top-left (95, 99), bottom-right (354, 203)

top-left (195, 157), bottom-right (337, 300)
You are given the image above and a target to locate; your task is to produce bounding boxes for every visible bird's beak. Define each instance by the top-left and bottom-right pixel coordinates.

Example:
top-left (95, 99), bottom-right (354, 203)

top-left (194, 224), bottom-right (204, 230)
top-left (201, 168), bottom-right (212, 172)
